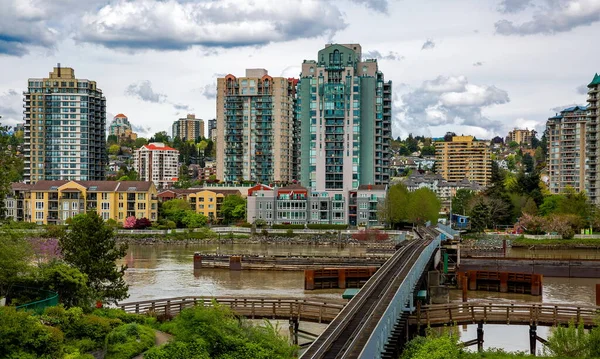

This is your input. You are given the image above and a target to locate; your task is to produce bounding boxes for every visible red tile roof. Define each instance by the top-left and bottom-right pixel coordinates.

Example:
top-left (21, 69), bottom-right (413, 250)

top-left (114, 113), bottom-right (127, 118)
top-left (143, 143), bottom-right (177, 151)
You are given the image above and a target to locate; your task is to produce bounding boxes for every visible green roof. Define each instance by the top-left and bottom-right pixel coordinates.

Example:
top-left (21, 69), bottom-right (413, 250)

top-left (589, 73), bottom-right (600, 87)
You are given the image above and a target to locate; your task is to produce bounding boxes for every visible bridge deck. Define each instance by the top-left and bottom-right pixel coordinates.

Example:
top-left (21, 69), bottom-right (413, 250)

top-left (410, 302), bottom-right (600, 328)
top-left (118, 296), bottom-right (346, 324)
top-left (302, 239), bottom-right (428, 359)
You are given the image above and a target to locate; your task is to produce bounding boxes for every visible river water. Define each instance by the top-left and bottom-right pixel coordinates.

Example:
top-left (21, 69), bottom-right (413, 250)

top-left (120, 243), bottom-right (599, 353)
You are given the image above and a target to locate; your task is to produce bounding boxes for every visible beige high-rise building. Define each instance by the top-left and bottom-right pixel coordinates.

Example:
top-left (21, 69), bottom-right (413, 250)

top-left (23, 64), bottom-right (106, 183)
top-left (134, 143), bottom-right (179, 189)
top-left (507, 128), bottom-right (534, 146)
top-left (216, 69), bottom-right (297, 184)
top-left (546, 106), bottom-right (588, 194)
top-left (172, 114), bottom-right (205, 141)
top-left (434, 136), bottom-right (492, 186)
top-left (586, 73), bottom-right (600, 203)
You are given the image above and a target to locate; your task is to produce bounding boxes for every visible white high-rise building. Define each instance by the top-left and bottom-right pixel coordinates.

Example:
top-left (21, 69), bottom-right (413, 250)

top-left (134, 143), bottom-right (179, 189)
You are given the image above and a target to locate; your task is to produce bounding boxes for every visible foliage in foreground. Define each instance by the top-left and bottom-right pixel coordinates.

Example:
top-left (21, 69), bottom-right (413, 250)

top-left (145, 303), bottom-right (296, 359)
top-left (105, 323), bottom-right (155, 359)
top-left (544, 321), bottom-right (600, 358)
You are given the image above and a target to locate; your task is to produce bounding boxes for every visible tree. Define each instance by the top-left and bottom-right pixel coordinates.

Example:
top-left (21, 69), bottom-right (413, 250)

top-left (522, 153), bottom-right (534, 173)
top-left (443, 132), bottom-right (456, 142)
top-left (134, 217), bottom-right (152, 229)
top-left (162, 199), bottom-right (192, 227)
top-left (0, 126), bottom-right (24, 220)
top-left (123, 216), bottom-right (137, 229)
top-left (419, 145), bottom-right (435, 157)
top-left (59, 212), bottom-right (128, 304)
top-left (108, 144), bottom-right (121, 156)
top-left (0, 232), bottom-right (32, 298)
top-left (508, 140), bottom-right (519, 149)
top-left (406, 188), bottom-right (440, 225)
top-left (181, 212), bottom-right (208, 228)
top-left (133, 137), bottom-right (148, 149)
top-left (451, 189), bottom-right (474, 216)
top-left (378, 183), bottom-right (410, 228)
top-left (38, 261), bottom-right (91, 308)
top-left (149, 131), bottom-right (170, 144)
top-left (221, 195), bottom-right (246, 224)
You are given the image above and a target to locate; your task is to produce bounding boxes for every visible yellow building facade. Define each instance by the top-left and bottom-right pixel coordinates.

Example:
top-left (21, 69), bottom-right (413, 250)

top-left (157, 188), bottom-right (241, 223)
top-left (6, 180), bottom-right (158, 225)
top-left (434, 136), bottom-right (492, 186)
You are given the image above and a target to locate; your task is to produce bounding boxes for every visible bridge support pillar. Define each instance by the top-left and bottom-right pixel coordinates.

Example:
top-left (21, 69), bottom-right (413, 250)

top-left (477, 321), bottom-right (484, 352)
top-left (529, 324), bottom-right (537, 356)
top-left (289, 318), bottom-right (299, 345)
top-left (193, 253), bottom-right (202, 269)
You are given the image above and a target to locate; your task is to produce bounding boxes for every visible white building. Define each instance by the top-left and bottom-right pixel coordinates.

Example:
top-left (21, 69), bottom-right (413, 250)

top-left (134, 142), bottom-right (179, 189)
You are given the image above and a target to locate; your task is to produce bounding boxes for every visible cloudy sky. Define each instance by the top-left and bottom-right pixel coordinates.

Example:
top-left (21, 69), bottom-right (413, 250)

top-left (0, 0), bottom-right (599, 139)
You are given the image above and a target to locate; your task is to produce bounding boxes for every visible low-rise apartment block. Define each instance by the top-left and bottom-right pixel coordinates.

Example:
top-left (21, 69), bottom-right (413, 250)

top-left (4, 180), bottom-right (158, 225)
top-left (434, 136), bottom-right (492, 186)
top-left (157, 188), bottom-right (241, 223)
top-left (134, 142), bottom-right (179, 189)
top-left (247, 184), bottom-right (387, 227)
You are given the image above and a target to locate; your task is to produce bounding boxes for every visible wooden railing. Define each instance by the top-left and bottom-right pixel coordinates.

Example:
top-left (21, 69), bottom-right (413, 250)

top-left (411, 302), bottom-right (600, 328)
top-left (118, 296), bottom-right (346, 324)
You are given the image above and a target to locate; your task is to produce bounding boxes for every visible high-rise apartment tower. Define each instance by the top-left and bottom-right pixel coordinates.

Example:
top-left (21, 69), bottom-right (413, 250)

top-left (172, 114), bottom-right (204, 141)
top-left (586, 74), bottom-right (600, 203)
top-left (434, 136), bottom-right (492, 186)
top-left (216, 69), bottom-right (297, 184)
top-left (297, 44), bottom-right (392, 191)
top-left (23, 65), bottom-right (106, 183)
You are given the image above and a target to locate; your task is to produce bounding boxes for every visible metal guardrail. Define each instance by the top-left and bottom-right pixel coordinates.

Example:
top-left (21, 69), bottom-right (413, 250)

top-left (359, 234), bottom-right (442, 358)
top-left (15, 287), bottom-right (59, 314)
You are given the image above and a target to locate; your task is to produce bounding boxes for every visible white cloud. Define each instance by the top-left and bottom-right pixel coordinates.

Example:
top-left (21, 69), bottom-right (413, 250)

top-left (362, 50), bottom-right (404, 61)
top-left (421, 39), bottom-right (435, 50)
top-left (495, 0), bottom-right (600, 35)
top-left (0, 89), bottom-right (23, 127)
top-left (76, 0), bottom-right (347, 51)
top-left (125, 81), bottom-right (166, 103)
top-left (395, 76), bottom-right (510, 138)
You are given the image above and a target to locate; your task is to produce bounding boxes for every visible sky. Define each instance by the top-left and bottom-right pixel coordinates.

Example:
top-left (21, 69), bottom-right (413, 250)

top-left (0, 0), bottom-right (599, 140)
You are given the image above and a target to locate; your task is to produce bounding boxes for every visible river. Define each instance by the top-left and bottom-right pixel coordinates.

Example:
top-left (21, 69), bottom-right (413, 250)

top-left (120, 243), bottom-right (599, 353)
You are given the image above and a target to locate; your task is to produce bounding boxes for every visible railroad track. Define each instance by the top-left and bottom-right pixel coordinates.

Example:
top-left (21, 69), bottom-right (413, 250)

top-left (301, 238), bottom-right (428, 359)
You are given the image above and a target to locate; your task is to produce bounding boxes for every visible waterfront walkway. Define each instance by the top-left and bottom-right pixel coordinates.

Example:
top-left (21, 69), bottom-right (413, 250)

top-left (411, 302), bottom-right (600, 328)
top-left (118, 296), bottom-right (346, 324)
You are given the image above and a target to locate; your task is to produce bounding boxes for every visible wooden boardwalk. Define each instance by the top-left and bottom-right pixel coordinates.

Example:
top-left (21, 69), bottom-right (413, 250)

top-left (410, 302), bottom-right (600, 328)
top-left (118, 296), bottom-right (346, 324)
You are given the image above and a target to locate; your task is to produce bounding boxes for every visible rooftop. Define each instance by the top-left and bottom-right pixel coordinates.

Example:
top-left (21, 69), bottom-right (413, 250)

top-left (143, 143), bottom-right (177, 151)
top-left (589, 73), bottom-right (600, 87)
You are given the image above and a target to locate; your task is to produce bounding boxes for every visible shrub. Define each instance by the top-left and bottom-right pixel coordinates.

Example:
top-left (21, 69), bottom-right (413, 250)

top-left (93, 308), bottom-right (147, 324)
top-left (105, 323), bottom-right (155, 359)
top-left (123, 216), bottom-right (137, 229)
top-left (134, 218), bottom-right (152, 229)
top-left (0, 306), bottom-right (65, 359)
top-left (272, 224), bottom-right (304, 229)
top-left (69, 314), bottom-right (120, 343)
top-left (307, 224), bottom-right (348, 230)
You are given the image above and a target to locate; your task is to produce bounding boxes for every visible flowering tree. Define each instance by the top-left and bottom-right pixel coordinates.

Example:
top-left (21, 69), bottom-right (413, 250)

top-left (134, 217), bottom-right (152, 229)
top-left (123, 216), bottom-right (137, 229)
top-left (29, 237), bottom-right (62, 264)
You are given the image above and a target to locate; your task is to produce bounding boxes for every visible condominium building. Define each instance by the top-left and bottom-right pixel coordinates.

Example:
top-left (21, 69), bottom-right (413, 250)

top-left (207, 118), bottom-right (217, 141)
top-left (506, 128), bottom-right (534, 146)
top-left (23, 64), bottom-right (106, 183)
top-left (246, 184), bottom-right (387, 227)
top-left (586, 73), bottom-right (600, 203)
top-left (157, 188), bottom-right (241, 223)
top-left (134, 142), bottom-right (179, 189)
top-left (4, 180), bottom-right (158, 225)
top-left (546, 106), bottom-right (588, 194)
top-left (109, 114), bottom-right (137, 141)
top-left (172, 114), bottom-right (205, 141)
top-left (297, 44), bottom-right (392, 192)
top-left (434, 136), bottom-right (492, 186)
top-left (403, 173), bottom-right (483, 214)
top-left (216, 69), bottom-right (297, 184)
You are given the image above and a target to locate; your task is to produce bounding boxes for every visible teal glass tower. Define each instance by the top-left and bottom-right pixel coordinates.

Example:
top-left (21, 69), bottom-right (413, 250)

top-left (297, 44), bottom-right (392, 191)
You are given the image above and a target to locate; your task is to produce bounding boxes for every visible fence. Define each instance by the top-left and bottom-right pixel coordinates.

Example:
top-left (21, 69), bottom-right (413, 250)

top-left (14, 287), bottom-right (59, 314)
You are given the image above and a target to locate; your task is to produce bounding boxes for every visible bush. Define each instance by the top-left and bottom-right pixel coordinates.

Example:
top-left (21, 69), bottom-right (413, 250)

top-left (69, 314), bottom-right (121, 343)
top-left (105, 323), bottom-right (155, 359)
top-left (307, 224), bottom-right (348, 230)
top-left (0, 306), bottom-right (65, 359)
top-left (272, 224), bottom-right (304, 229)
top-left (134, 218), bottom-right (152, 229)
top-left (93, 308), bottom-right (148, 325)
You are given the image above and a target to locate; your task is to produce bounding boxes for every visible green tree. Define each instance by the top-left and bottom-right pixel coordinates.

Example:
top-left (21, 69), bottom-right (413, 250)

top-left (0, 126), bottom-right (24, 220)
top-left (38, 261), bottom-right (91, 308)
top-left (419, 145), bottom-right (435, 156)
top-left (508, 140), bottom-right (519, 149)
top-left (539, 195), bottom-right (562, 216)
top-left (133, 137), bottom-right (148, 149)
top-left (107, 134), bottom-right (118, 145)
top-left (558, 187), bottom-right (591, 219)
top-left (59, 212), bottom-right (128, 304)
top-left (406, 188), bottom-right (440, 225)
top-left (522, 153), bottom-right (534, 173)
top-left (149, 131), bottom-right (170, 144)
top-left (108, 144), bottom-right (121, 156)
top-left (0, 232), bottom-right (32, 298)
top-left (221, 195), bottom-right (247, 224)
top-left (161, 199), bottom-right (192, 227)
top-left (378, 183), bottom-right (410, 228)
top-left (181, 211), bottom-right (208, 229)
top-left (451, 189), bottom-right (474, 216)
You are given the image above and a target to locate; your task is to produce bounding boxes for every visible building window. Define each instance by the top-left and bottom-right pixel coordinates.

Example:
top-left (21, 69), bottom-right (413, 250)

top-left (102, 193), bottom-right (108, 200)
top-left (102, 212), bottom-right (110, 220)
top-left (35, 201), bottom-right (44, 210)
top-left (101, 202), bottom-right (110, 210)
top-left (36, 192), bottom-right (44, 199)
top-left (36, 211), bottom-right (44, 220)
